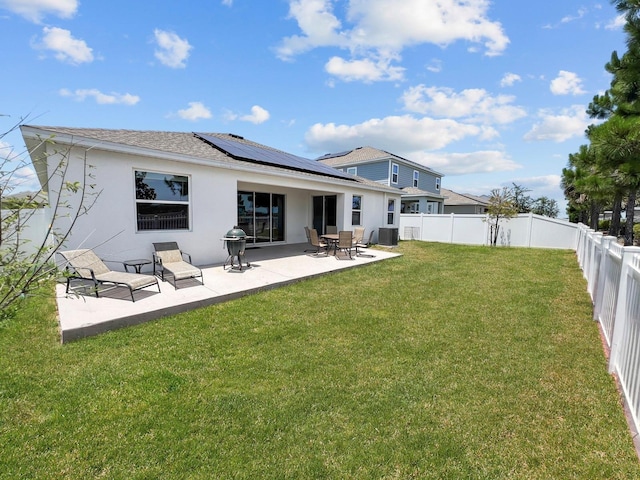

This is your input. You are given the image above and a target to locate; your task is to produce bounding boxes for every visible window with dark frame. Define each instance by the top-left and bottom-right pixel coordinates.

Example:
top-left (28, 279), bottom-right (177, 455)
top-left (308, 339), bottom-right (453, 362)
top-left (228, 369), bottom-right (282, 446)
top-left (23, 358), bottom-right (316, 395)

top-left (135, 170), bottom-right (189, 231)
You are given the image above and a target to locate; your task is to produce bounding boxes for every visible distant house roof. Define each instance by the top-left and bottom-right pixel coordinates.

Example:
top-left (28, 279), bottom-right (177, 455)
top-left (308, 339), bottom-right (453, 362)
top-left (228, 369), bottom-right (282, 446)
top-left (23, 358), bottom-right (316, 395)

top-left (21, 126), bottom-right (401, 194)
top-left (401, 186), bottom-right (445, 200)
top-left (317, 146), bottom-right (444, 177)
top-left (441, 188), bottom-right (489, 206)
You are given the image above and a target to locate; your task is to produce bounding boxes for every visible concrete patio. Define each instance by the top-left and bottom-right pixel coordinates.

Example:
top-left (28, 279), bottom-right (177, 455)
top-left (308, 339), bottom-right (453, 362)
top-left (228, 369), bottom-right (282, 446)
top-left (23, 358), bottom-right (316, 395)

top-left (56, 243), bottom-right (401, 342)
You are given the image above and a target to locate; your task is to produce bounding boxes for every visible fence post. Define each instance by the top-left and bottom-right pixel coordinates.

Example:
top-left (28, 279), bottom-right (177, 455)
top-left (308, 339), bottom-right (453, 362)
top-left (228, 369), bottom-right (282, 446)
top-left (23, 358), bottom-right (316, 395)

top-left (608, 246), bottom-right (640, 374)
top-left (449, 213), bottom-right (455, 243)
top-left (593, 236), bottom-right (616, 321)
top-left (526, 212), bottom-right (533, 248)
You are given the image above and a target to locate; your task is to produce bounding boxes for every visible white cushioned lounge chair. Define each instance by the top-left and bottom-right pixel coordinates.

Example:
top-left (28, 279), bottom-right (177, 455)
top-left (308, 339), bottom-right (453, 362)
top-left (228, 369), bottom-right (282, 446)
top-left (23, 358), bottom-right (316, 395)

top-left (153, 242), bottom-right (203, 288)
top-left (59, 249), bottom-right (160, 302)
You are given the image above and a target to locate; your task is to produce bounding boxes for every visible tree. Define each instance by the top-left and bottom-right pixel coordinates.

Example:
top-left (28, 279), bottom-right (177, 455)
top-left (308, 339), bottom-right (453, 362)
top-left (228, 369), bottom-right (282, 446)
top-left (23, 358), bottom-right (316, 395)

top-left (0, 117), bottom-right (99, 321)
top-left (486, 186), bottom-right (518, 246)
top-left (583, 5), bottom-right (640, 244)
top-left (531, 196), bottom-right (559, 218)
top-left (510, 183), bottom-right (533, 213)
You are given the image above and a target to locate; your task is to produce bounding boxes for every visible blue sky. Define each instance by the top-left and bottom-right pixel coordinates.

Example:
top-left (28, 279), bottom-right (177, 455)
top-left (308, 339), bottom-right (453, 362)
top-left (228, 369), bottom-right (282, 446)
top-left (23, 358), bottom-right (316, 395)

top-left (0, 0), bottom-right (628, 214)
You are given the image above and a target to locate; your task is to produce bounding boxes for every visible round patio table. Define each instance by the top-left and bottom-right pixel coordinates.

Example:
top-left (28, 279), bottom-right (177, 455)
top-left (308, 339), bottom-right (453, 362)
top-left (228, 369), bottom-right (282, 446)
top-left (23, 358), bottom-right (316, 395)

top-left (123, 259), bottom-right (152, 274)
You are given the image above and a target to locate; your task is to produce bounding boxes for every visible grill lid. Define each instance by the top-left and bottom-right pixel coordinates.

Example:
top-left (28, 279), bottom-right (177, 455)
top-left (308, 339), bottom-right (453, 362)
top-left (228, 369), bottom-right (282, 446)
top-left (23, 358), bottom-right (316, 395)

top-left (225, 227), bottom-right (246, 239)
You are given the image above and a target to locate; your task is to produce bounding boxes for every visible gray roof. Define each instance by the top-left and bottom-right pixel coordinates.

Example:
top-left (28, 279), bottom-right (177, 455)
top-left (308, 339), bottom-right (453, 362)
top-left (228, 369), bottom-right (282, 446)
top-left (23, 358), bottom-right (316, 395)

top-left (21, 126), bottom-right (401, 193)
top-left (441, 188), bottom-right (489, 206)
top-left (317, 146), bottom-right (444, 177)
top-left (401, 186), bottom-right (445, 200)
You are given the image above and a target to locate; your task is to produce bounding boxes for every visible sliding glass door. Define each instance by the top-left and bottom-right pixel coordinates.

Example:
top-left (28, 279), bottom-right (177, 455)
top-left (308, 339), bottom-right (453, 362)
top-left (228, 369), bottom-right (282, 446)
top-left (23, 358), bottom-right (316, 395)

top-left (312, 195), bottom-right (337, 234)
top-left (237, 191), bottom-right (285, 244)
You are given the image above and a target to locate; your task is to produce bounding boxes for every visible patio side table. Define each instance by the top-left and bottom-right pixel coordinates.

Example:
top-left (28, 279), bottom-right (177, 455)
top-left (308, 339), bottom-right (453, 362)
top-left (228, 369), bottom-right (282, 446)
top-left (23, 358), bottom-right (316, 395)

top-left (123, 259), bottom-right (152, 274)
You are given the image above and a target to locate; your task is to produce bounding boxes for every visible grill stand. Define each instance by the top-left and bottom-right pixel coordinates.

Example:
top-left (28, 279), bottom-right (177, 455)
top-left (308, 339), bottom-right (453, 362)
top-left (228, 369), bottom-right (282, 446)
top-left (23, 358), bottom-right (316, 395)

top-left (222, 237), bottom-right (251, 271)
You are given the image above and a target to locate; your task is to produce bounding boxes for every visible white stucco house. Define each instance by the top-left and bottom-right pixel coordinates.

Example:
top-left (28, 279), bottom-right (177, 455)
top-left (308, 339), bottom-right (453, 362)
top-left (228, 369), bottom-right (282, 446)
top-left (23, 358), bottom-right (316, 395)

top-left (20, 126), bottom-right (402, 267)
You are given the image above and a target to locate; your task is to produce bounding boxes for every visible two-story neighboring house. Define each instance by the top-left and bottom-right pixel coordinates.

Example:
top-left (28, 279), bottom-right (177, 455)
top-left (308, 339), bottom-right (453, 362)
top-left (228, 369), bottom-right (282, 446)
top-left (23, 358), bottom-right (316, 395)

top-left (317, 147), bottom-right (445, 214)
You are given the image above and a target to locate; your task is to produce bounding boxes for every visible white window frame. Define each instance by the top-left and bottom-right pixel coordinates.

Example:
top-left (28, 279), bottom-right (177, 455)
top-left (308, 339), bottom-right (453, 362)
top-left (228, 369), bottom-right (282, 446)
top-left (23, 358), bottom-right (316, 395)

top-left (435, 177), bottom-right (441, 191)
top-left (346, 167), bottom-right (357, 175)
top-left (387, 198), bottom-right (396, 225)
top-left (351, 194), bottom-right (362, 225)
top-left (413, 170), bottom-right (419, 188)
top-left (134, 169), bottom-right (190, 232)
top-left (391, 163), bottom-right (399, 184)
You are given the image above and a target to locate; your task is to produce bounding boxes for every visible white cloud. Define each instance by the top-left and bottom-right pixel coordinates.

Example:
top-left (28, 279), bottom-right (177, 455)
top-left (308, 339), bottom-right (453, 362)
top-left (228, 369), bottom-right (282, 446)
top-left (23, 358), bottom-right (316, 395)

top-left (240, 105), bottom-right (270, 124)
top-left (500, 72), bottom-right (521, 87)
top-left (550, 70), bottom-right (585, 95)
top-left (523, 105), bottom-right (589, 143)
top-left (153, 29), bottom-right (192, 68)
top-left (59, 88), bottom-right (140, 105)
top-left (401, 85), bottom-right (527, 125)
top-left (0, 0), bottom-right (77, 23)
top-left (561, 7), bottom-right (588, 24)
top-left (509, 174), bottom-right (561, 193)
top-left (305, 114), bottom-right (494, 154)
top-left (426, 59), bottom-right (442, 73)
top-left (36, 27), bottom-right (93, 65)
top-left (276, 0), bottom-right (509, 82)
top-left (605, 14), bottom-right (626, 30)
top-left (225, 105), bottom-right (270, 124)
top-left (325, 55), bottom-right (404, 82)
top-left (221, 0), bottom-right (233, 5)
top-left (177, 102), bottom-right (212, 121)
top-left (413, 150), bottom-right (522, 175)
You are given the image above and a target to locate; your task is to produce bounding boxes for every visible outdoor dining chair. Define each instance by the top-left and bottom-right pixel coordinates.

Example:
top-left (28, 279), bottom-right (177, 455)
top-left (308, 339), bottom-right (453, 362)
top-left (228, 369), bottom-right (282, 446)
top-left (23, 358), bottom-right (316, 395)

top-left (353, 227), bottom-right (365, 245)
top-left (308, 228), bottom-right (329, 256)
top-left (336, 230), bottom-right (354, 259)
top-left (303, 226), bottom-right (316, 252)
top-left (59, 249), bottom-right (161, 302)
top-left (153, 242), bottom-right (203, 288)
top-left (355, 230), bottom-right (375, 257)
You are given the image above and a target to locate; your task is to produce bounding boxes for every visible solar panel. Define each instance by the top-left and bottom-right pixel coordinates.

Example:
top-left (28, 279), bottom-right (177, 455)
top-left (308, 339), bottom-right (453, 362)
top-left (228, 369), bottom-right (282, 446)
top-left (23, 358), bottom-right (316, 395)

top-left (194, 133), bottom-right (355, 181)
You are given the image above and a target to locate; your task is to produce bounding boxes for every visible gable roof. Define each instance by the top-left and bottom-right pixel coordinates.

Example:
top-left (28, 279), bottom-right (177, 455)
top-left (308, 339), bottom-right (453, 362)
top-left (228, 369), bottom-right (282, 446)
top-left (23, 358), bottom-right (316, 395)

top-left (441, 188), bottom-right (489, 206)
top-left (317, 146), bottom-right (444, 177)
top-left (21, 126), bottom-right (401, 194)
top-left (400, 186), bottom-right (445, 200)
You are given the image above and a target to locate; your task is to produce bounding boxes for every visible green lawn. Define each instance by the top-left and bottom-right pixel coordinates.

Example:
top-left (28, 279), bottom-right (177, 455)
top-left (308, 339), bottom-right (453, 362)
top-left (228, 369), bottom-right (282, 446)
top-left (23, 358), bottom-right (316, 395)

top-left (1, 242), bottom-right (639, 479)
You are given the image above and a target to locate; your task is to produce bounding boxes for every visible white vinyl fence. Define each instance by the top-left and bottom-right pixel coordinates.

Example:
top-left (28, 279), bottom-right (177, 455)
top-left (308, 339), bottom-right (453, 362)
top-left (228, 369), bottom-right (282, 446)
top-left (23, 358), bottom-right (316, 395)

top-left (400, 212), bottom-right (578, 249)
top-left (576, 224), bottom-right (640, 436)
top-left (1, 208), bottom-right (53, 258)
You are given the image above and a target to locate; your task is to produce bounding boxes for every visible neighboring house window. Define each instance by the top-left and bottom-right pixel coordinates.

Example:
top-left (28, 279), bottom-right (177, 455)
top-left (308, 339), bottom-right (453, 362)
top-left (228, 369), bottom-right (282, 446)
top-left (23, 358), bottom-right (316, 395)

top-left (352, 195), bottom-right (362, 225)
top-left (413, 170), bottom-right (419, 188)
top-left (435, 177), bottom-right (440, 190)
top-left (346, 167), bottom-right (357, 175)
top-left (391, 163), bottom-right (399, 184)
top-left (135, 170), bottom-right (189, 231)
top-left (387, 199), bottom-right (396, 224)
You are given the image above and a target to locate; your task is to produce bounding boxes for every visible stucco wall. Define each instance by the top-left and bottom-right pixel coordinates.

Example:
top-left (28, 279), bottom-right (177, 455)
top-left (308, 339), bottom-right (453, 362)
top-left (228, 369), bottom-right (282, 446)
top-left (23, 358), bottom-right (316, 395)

top-left (45, 144), bottom-right (400, 268)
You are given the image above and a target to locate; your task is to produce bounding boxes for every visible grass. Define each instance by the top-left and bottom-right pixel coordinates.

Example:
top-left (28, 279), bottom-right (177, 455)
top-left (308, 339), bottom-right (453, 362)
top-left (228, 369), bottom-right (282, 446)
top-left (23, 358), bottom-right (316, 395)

top-left (1, 241), bottom-right (639, 479)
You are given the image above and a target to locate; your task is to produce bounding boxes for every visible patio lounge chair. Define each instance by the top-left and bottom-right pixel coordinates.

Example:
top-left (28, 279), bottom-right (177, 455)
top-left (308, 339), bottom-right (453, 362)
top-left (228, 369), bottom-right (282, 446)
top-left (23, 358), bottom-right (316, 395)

top-left (59, 249), bottom-right (160, 302)
top-left (153, 242), bottom-right (203, 288)
top-left (308, 228), bottom-right (329, 256)
top-left (336, 230), bottom-right (354, 260)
